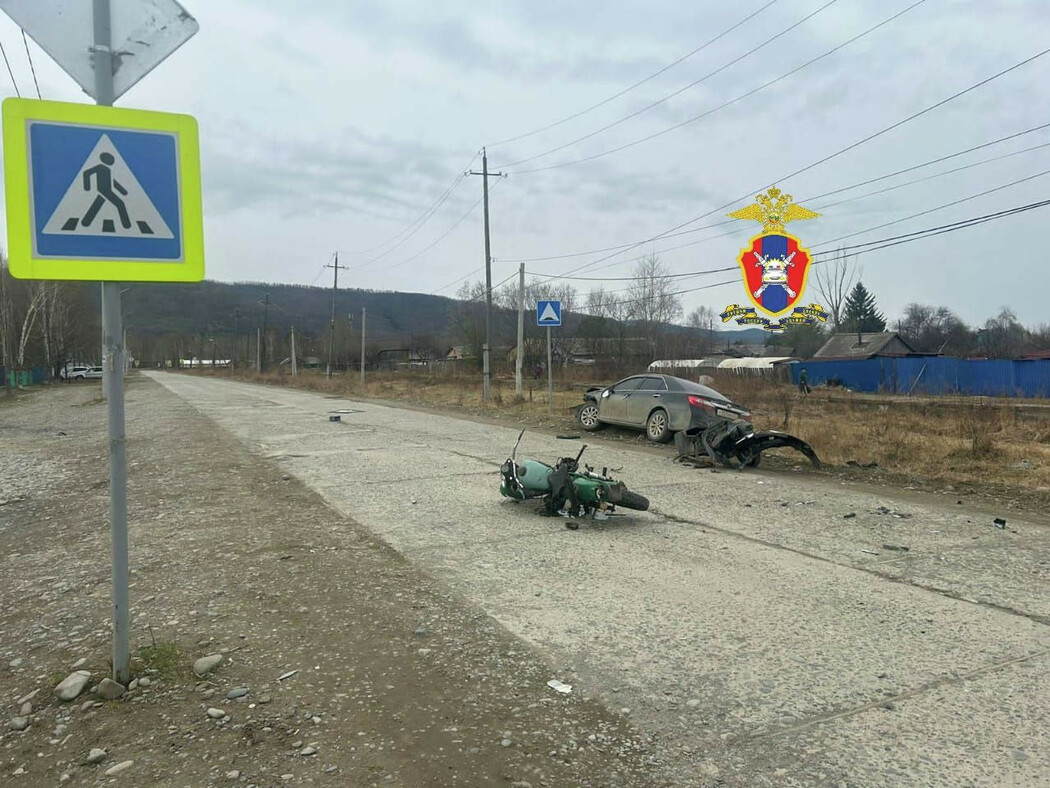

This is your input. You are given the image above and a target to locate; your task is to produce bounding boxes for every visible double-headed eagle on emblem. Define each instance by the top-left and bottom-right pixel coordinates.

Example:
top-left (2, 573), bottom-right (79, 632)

top-left (728, 186), bottom-right (820, 235)
top-left (721, 187), bottom-right (827, 329)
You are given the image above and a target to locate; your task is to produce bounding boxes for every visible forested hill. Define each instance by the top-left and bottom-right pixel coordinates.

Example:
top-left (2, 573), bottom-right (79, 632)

top-left (84, 280), bottom-right (457, 340)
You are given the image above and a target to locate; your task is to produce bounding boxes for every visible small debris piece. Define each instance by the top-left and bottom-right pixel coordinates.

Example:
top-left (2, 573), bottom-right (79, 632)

top-left (547, 679), bottom-right (573, 694)
top-left (993, 517), bottom-right (1007, 529)
top-left (277, 669), bottom-right (299, 682)
top-left (329, 415), bottom-right (341, 422)
top-left (861, 549), bottom-right (880, 556)
top-left (881, 544), bottom-right (910, 553)
top-left (843, 512), bottom-right (856, 519)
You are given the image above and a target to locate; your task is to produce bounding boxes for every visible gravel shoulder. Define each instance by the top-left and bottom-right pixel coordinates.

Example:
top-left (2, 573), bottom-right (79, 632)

top-left (0, 379), bottom-right (663, 787)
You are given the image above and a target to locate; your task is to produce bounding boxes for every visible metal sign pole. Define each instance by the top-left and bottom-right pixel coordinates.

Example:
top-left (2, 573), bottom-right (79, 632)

top-left (546, 325), bottom-right (553, 419)
top-left (94, 0), bottom-right (130, 685)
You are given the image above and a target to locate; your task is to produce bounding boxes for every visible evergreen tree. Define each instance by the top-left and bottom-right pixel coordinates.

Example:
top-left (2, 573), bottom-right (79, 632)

top-left (842, 282), bottom-right (886, 333)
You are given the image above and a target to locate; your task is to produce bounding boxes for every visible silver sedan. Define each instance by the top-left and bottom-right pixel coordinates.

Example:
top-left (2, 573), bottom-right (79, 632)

top-left (577, 374), bottom-right (751, 443)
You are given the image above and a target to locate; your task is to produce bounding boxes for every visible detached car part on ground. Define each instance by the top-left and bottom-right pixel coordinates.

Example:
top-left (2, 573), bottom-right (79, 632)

top-left (500, 430), bottom-right (649, 529)
top-left (577, 373), bottom-right (820, 470)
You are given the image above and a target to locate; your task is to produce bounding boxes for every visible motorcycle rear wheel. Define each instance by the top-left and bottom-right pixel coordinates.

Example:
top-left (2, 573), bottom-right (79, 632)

top-left (617, 490), bottom-right (650, 511)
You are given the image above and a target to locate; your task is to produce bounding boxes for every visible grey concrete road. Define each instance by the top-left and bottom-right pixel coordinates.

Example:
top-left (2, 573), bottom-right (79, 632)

top-left (148, 373), bottom-right (1050, 787)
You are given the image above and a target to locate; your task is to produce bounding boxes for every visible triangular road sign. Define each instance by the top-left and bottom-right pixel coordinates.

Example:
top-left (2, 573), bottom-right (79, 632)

top-left (538, 302), bottom-right (561, 325)
top-left (42, 134), bottom-right (174, 239)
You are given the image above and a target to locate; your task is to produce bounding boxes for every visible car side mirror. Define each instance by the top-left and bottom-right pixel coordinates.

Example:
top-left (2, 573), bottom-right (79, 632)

top-left (602, 389), bottom-right (611, 398)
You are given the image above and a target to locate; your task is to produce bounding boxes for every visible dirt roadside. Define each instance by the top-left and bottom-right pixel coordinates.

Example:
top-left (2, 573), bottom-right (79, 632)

top-left (0, 379), bottom-right (669, 788)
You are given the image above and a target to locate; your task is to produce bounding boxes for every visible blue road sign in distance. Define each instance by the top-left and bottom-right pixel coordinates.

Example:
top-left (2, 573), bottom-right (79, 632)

top-left (536, 300), bottom-right (562, 327)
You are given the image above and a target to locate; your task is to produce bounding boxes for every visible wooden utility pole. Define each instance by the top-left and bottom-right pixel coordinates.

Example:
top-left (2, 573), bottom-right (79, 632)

top-left (516, 262), bottom-right (524, 396)
top-left (260, 293), bottom-right (269, 372)
top-left (290, 326), bottom-right (298, 377)
top-left (360, 307), bottom-right (366, 385)
top-left (468, 149), bottom-right (504, 401)
top-left (232, 307), bottom-right (240, 369)
top-left (325, 253), bottom-right (348, 378)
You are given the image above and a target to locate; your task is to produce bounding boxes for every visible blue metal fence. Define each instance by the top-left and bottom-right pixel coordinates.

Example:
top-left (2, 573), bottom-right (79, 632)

top-left (791, 357), bottom-right (1050, 398)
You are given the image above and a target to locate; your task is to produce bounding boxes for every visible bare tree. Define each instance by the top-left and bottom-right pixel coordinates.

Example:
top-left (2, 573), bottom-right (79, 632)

top-left (627, 254), bottom-right (682, 360)
top-left (15, 282), bottom-right (47, 366)
top-left (687, 305), bottom-right (717, 355)
top-left (814, 247), bottom-right (858, 331)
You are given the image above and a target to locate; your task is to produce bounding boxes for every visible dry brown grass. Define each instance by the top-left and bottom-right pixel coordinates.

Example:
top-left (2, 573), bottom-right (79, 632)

top-left (190, 366), bottom-right (1050, 497)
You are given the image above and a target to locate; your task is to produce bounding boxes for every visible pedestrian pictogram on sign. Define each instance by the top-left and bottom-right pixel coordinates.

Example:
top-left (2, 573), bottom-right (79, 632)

top-left (43, 134), bottom-right (174, 239)
top-left (536, 300), bottom-right (562, 327)
top-left (3, 98), bottom-right (203, 282)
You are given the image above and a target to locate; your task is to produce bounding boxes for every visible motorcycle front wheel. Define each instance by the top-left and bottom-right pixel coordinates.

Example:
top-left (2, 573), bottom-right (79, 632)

top-left (617, 490), bottom-right (650, 511)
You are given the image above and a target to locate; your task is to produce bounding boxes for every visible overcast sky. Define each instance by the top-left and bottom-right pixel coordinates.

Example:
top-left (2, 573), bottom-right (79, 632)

top-left (0, 0), bottom-right (1047, 327)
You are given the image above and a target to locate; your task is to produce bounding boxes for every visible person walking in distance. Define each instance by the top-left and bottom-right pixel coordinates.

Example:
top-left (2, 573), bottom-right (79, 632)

top-left (798, 367), bottom-right (811, 396)
top-left (82, 152), bottom-right (132, 230)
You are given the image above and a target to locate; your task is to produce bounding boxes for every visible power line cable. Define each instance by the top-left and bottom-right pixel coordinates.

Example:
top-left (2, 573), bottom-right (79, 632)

top-left (508, 0), bottom-right (929, 174)
top-left (431, 265), bottom-right (485, 295)
top-left (0, 37), bottom-right (21, 98)
top-left (20, 30), bottom-right (39, 99)
top-left (377, 177), bottom-right (505, 275)
top-left (550, 138), bottom-right (1050, 278)
top-left (349, 151), bottom-right (478, 258)
top-left (551, 46), bottom-right (1050, 280)
top-left (498, 121), bottom-right (1050, 266)
top-left (486, 0), bottom-right (784, 148)
top-left (567, 197), bottom-right (1050, 314)
top-left (356, 173), bottom-right (471, 267)
top-left (536, 171), bottom-right (1050, 293)
top-left (496, 0), bottom-right (837, 168)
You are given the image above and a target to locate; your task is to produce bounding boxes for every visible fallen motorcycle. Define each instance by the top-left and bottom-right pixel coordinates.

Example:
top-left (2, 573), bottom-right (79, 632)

top-left (500, 429), bottom-right (650, 529)
top-left (673, 418), bottom-right (821, 470)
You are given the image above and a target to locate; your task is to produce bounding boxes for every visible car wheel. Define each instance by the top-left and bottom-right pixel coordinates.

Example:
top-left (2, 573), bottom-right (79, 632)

top-left (577, 402), bottom-right (603, 432)
top-left (645, 409), bottom-right (672, 443)
top-left (75, 375), bottom-right (85, 380)
top-left (744, 452), bottom-right (761, 468)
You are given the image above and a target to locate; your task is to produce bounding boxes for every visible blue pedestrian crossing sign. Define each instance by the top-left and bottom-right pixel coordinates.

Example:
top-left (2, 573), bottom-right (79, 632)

top-left (536, 300), bottom-right (562, 327)
top-left (2, 98), bottom-right (204, 282)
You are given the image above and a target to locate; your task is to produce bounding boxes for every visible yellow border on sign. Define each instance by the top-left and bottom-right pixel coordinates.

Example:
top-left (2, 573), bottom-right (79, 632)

top-left (734, 231), bottom-right (815, 318)
top-left (3, 98), bottom-right (204, 282)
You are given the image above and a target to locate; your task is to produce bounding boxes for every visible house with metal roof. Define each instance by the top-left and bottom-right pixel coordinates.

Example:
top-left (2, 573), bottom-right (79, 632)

top-left (813, 331), bottom-right (916, 359)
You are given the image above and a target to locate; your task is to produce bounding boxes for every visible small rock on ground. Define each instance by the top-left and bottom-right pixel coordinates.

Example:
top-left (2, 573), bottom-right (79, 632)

top-left (8, 717), bottom-right (28, 731)
top-left (227, 687), bottom-right (248, 699)
top-left (193, 654), bottom-right (223, 676)
top-left (104, 760), bottom-right (134, 776)
top-left (97, 678), bottom-right (125, 700)
top-left (54, 670), bottom-right (92, 702)
top-left (207, 707), bottom-right (226, 719)
top-left (87, 748), bottom-right (107, 764)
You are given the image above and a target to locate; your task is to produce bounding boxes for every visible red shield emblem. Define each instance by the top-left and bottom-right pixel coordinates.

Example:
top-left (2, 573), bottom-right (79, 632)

top-left (736, 232), bottom-right (813, 317)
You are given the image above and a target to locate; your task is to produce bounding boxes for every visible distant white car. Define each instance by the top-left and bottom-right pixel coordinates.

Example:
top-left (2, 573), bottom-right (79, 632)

top-left (60, 365), bottom-right (92, 380)
top-left (60, 365), bottom-right (103, 381)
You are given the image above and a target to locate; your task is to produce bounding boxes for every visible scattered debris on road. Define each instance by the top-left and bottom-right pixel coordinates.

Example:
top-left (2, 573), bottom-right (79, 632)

top-left (547, 679), bottom-right (573, 694)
